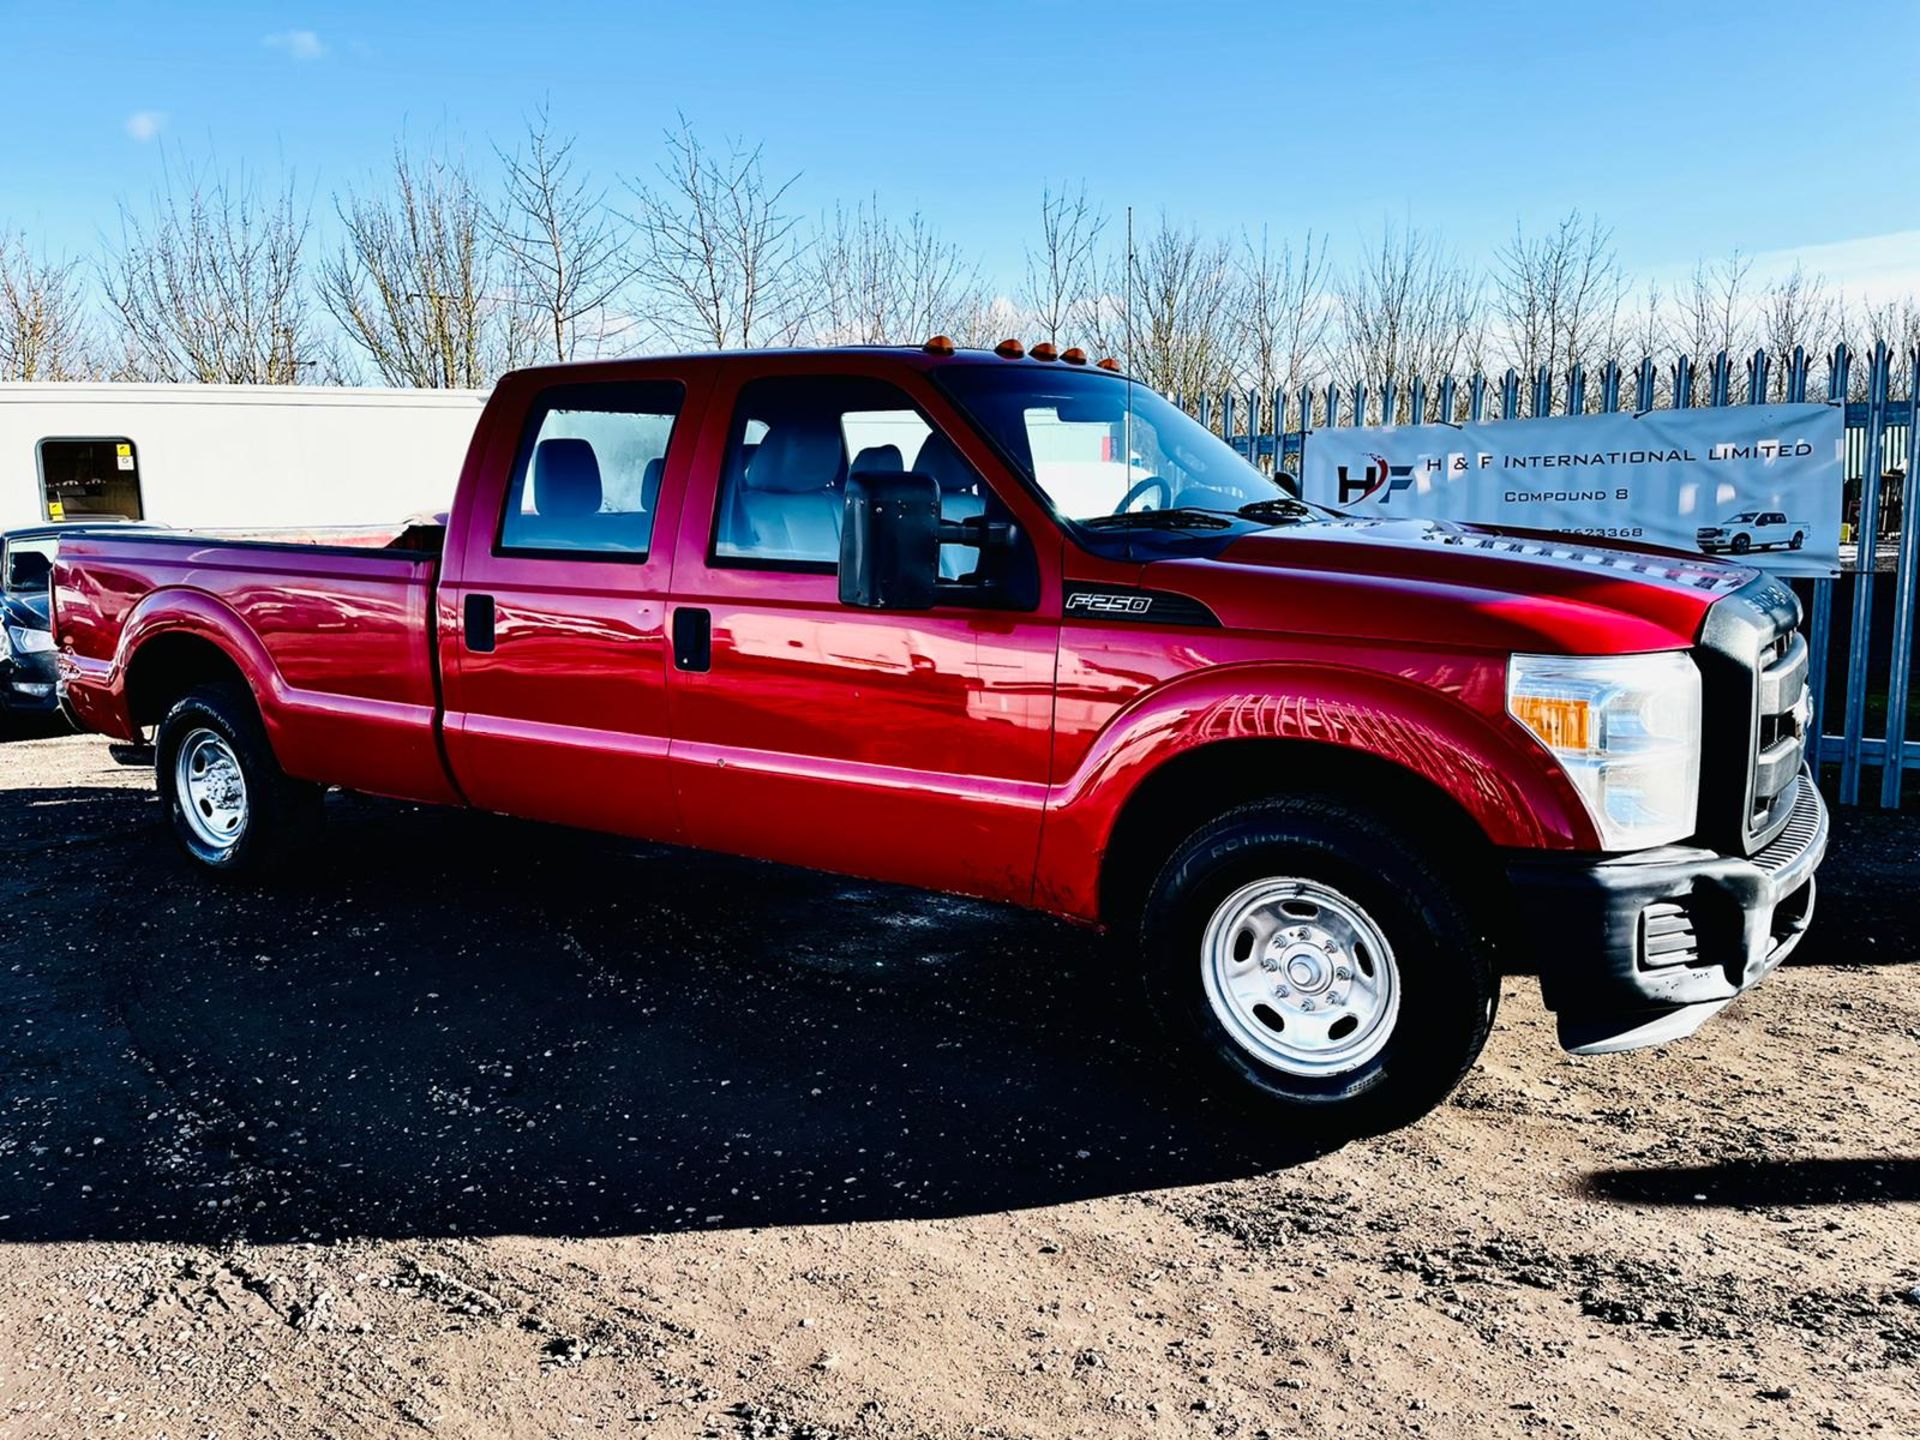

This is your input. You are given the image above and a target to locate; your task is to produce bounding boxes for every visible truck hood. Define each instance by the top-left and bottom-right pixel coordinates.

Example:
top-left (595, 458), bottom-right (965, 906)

top-left (1145, 516), bottom-right (1757, 654)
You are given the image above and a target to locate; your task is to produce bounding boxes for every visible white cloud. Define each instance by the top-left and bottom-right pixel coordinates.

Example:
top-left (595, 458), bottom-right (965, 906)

top-left (264, 29), bottom-right (327, 61)
top-left (1746, 231), bottom-right (1920, 311)
top-left (124, 110), bottom-right (166, 142)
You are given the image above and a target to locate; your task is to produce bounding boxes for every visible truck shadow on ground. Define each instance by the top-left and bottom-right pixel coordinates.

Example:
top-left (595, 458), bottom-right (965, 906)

top-left (1585, 1158), bottom-right (1920, 1207)
top-left (0, 783), bottom-right (1328, 1247)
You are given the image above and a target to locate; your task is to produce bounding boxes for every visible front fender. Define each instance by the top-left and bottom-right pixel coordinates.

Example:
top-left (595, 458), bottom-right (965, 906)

top-left (1034, 658), bottom-right (1596, 922)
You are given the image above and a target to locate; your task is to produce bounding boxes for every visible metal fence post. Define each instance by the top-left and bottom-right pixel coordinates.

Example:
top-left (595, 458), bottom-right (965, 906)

top-left (1635, 357), bottom-right (1656, 412)
top-left (1840, 341), bottom-right (1890, 804)
top-left (1880, 346), bottom-right (1920, 805)
top-left (1468, 373), bottom-right (1486, 422)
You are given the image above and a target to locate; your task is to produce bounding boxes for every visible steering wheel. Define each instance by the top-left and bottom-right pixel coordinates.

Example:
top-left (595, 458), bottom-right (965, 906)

top-left (1116, 475), bottom-right (1172, 514)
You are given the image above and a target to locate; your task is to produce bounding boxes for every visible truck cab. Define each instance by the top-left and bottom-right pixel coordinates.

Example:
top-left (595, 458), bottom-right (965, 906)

top-left (52, 343), bottom-right (1829, 1136)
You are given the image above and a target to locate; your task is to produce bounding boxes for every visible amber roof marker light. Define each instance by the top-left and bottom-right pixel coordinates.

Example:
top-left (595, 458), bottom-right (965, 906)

top-left (1095, 356), bottom-right (1122, 372)
top-left (1061, 347), bottom-right (1087, 365)
top-left (994, 338), bottom-right (1026, 359)
top-left (1029, 341), bottom-right (1059, 362)
top-left (922, 334), bottom-right (956, 356)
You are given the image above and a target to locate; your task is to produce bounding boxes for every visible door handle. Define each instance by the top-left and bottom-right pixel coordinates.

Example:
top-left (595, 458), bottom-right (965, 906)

top-left (672, 606), bottom-right (711, 672)
top-left (464, 593), bottom-right (496, 653)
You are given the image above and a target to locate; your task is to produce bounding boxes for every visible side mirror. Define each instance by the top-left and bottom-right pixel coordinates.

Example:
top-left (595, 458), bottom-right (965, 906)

top-left (840, 470), bottom-right (941, 610)
top-left (1272, 469), bottom-right (1301, 498)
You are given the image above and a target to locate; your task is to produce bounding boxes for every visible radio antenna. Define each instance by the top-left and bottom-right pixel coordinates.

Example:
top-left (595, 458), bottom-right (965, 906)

top-left (1124, 204), bottom-right (1136, 557)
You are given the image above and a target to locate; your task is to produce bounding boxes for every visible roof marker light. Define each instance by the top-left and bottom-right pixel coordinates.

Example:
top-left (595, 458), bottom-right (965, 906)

top-left (1095, 356), bottom-right (1122, 372)
top-left (922, 334), bottom-right (956, 356)
top-left (1030, 342), bottom-right (1058, 362)
top-left (994, 338), bottom-right (1026, 359)
top-left (1061, 347), bottom-right (1087, 365)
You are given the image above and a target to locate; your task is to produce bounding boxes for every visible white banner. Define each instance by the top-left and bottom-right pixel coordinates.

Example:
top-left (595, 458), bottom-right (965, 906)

top-left (1301, 402), bottom-right (1843, 577)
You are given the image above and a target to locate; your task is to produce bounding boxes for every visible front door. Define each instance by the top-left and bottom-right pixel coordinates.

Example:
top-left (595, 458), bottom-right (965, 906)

top-left (664, 363), bottom-right (1061, 904)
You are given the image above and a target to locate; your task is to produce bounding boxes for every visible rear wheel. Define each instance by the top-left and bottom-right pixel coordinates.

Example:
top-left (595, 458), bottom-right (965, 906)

top-left (1140, 795), bottom-right (1497, 1136)
top-left (1789, 531), bottom-right (1805, 550)
top-left (155, 683), bottom-right (321, 875)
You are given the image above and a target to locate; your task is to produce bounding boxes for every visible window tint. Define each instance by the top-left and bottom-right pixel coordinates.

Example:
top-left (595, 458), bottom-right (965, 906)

top-left (499, 382), bottom-right (682, 556)
top-left (714, 376), bottom-right (988, 573)
top-left (38, 438), bottom-right (142, 522)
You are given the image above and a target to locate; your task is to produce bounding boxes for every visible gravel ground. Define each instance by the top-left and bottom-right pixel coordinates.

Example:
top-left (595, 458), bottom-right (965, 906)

top-left (1, 729), bottom-right (1917, 1439)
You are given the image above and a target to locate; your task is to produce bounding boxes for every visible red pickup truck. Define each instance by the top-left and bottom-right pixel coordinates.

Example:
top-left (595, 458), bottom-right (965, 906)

top-left (53, 343), bottom-right (1827, 1135)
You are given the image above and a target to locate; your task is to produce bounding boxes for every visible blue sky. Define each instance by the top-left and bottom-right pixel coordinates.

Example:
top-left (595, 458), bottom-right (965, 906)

top-left (4, 0), bottom-right (1918, 297)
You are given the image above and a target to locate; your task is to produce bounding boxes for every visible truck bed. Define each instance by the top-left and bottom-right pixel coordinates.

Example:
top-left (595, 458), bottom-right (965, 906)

top-left (54, 526), bottom-right (461, 806)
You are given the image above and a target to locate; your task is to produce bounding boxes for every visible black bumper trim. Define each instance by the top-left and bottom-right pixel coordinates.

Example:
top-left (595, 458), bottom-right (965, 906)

top-left (1505, 769), bottom-right (1827, 1054)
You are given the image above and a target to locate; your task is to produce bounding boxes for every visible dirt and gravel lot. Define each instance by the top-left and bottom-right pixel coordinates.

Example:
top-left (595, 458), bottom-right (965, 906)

top-left (1, 727), bottom-right (1917, 1439)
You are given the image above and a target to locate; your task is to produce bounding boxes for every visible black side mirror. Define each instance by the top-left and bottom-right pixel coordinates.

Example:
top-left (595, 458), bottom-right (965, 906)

top-left (1273, 469), bottom-right (1301, 498)
top-left (840, 470), bottom-right (942, 610)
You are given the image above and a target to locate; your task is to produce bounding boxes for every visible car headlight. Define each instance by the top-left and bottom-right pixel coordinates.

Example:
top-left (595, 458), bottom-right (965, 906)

top-left (1507, 651), bottom-right (1701, 851)
top-left (7, 626), bottom-right (55, 655)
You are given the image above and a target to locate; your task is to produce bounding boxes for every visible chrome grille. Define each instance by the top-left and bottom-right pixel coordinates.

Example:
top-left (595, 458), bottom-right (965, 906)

top-left (1695, 574), bottom-right (1805, 855)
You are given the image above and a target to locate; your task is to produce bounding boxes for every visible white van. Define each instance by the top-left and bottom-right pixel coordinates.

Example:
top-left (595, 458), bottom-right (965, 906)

top-left (0, 383), bottom-right (487, 532)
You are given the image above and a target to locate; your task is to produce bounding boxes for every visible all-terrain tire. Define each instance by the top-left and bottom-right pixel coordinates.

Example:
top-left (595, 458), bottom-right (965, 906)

top-left (154, 682), bottom-right (323, 876)
top-left (1139, 795), bottom-right (1498, 1137)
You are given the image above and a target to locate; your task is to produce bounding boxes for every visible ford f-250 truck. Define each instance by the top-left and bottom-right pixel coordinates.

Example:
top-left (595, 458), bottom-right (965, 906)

top-left (52, 342), bottom-right (1828, 1135)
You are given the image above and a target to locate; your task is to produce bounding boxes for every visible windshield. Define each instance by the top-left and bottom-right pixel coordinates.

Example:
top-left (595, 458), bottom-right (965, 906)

top-left (4, 538), bottom-right (55, 593)
top-left (1728, 512), bottom-right (1758, 522)
top-left (937, 365), bottom-right (1289, 524)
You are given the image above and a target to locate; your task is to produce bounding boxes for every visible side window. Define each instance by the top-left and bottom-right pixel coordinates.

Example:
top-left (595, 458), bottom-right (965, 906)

top-left (713, 375), bottom-right (991, 579)
top-left (4, 538), bottom-right (57, 593)
top-left (37, 437), bottom-right (142, 522)
top-left (498, 382), bottom-right (683, 557)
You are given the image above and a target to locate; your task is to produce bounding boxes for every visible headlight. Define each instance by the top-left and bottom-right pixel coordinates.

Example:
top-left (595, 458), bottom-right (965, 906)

top-left (1508, 651), bottom-right (1701, 851)
top-left (0, 625), bottom-right (9, 661)
top-left (8, 626), bottom-right (55, 655)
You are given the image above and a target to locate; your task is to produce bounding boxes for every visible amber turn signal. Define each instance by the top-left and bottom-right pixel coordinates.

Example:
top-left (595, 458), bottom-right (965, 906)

top-left (1510, 693), bottom-right (1595, 754)
top-left (994, 338), bottom-right (1025, 359)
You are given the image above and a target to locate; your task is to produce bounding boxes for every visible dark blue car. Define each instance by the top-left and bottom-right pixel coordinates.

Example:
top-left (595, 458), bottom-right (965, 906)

top-left (1, 527), bottom-right (63, 717)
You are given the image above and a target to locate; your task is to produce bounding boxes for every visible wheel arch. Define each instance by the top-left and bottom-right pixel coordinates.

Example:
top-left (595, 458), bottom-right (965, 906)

top-left (1096, 737), bottom-right (1511, 938)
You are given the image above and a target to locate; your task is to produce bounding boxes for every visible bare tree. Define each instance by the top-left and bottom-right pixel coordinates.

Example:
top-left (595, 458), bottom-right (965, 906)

top-left (1232, 226), bottom-right (1331, 403)
top-left (1108, 212), bottom-right (1240, 405)
top-left (1759, 263), bottom-right (1838, 399)
top-left (493, 104), bottom-right (636, 362)
top-left (1491, 210), bottom-right (1624, 403)
top-left (321, 142), bottom-right (534, 388)
top-left (807, 198), bottom-right (991, 345)
top-left (1336, 221), bottom-right (1480, 418)
top-left (1020, 185), bottom-right (1106, 348)
top-left (0, 231), bottom-right (93, 380)
top-left (1672, 251), bottom-right (1757, 363)
top-left (627, 118), bottom-right (808, 349)
top-left (104, 159), bottom-right (312, 383)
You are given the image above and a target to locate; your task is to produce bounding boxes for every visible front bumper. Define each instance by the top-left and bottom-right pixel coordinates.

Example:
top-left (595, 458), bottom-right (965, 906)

top-left (1506, 768), bottom-right (1828, 1054)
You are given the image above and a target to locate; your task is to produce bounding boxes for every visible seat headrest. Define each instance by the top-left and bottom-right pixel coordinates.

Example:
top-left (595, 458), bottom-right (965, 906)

top-left (747, 423), bottom-right (845, 494)
top-left (912, 431), bottom-right (977, 493)
top-left (849, 444), bottom-right (904, 477)
top-left (533, 438), bottom-right (602, 518)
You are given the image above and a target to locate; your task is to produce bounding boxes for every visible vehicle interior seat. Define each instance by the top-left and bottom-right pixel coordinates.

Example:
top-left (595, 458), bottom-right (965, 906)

top-left (912, 431), bottom-right (985, 580)
top-left (849, 444), bottom-right (904, 475)
top-left (724, 419), bottom-right (847, 563)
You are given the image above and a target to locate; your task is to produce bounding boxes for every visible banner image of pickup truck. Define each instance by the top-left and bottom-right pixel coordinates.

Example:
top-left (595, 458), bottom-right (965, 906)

top-left (1695, 509), bottom-right (1810, 555)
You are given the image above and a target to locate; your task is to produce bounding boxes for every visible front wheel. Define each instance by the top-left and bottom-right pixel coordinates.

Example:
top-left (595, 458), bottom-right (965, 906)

top-left (155, 683), bottom-right (322, 875)
top-left (1140, 796), bottom-right (1498, 1136)
top-left (1731, 533), bottom-right (1752, 555)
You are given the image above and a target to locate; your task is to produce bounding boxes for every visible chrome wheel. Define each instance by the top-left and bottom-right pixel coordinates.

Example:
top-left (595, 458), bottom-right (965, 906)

top-left (175, 727), bottom-right (248, 852)
top-left (1201, 877), bottom-right (1401, 1078)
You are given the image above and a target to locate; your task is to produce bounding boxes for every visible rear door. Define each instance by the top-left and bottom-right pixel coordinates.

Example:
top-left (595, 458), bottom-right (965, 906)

top-left (662, 358), bottom-right (1062, 903)
top-left (438, 370), bottom-right (708, 840)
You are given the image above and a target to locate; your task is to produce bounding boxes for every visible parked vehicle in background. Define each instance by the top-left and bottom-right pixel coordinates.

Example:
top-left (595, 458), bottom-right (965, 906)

top-left (1696, 510), bottom-right (1808, 555)
top-left (0, 383), bottom-right (486, 533)
top-left (2, 525), bottom-right (89, 717)
top-left (52, 343), bottom-right (1828, 1137)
